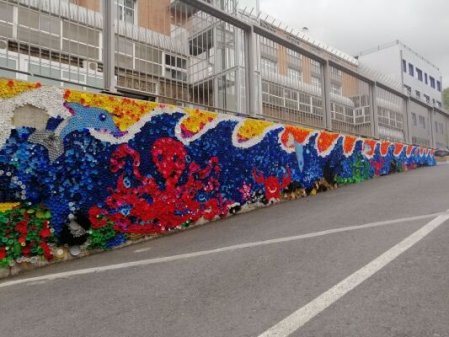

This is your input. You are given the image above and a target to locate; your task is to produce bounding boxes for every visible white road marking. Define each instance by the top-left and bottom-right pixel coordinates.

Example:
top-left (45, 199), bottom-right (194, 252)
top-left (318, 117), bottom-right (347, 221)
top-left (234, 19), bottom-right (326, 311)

top-left (0, 211), bottom-right (444, 289)
top-left (134, 247), bottom-right (152, 253)
top-left (257, 212), bottom-right (449, 337)
top-left (27, 280), bottom-right (48, 286)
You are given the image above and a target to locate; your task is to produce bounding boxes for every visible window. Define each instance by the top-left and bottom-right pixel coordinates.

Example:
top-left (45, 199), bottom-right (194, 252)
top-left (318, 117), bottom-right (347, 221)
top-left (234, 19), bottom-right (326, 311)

top-left (412, 113), bottom-right (417, 126)
top-left (408, 64), bottom-right (414, 76)
top-left (311, 76), bottom-right (321, 87)
top-left (261, 58), bottom-right (277, 74)
top-left (17, 7), bottom-right (61, 51)
top-left (437, 81), bottom-right (442, 92)
top-left (415, 90), bottom-right (421, 98)
top-left (310, 60), bottom-right (321, 74)
top-left (424, 95), bottom-right (430, 104)
top-left (330, 66), bottom-right (342, 77)
top-left (262, 80), bottom-right (323, 115)
top-left (402, 60), bottom-right (407, 72)
top-left (331, 83), bottom-right (342, 95)
top-left (416, 68), bottom-right (423, 81)
top-left (287, 68), bottom-right (302, 82)
top-left (377, 107), bottom-right (404, 129)
top-left (164, 53), bottom-right (187, 81)
top-left (63, 22), bottom-right (101, 60)
top-left (424, 73), bottom-right (428, 84)
top-left (418, 115), bottom-right (426, 129)
top-left (116, 0), bottom-right (136, 24)
top-left (287, 49), bottom-right (302, 59)
top-left (430, 76), bottom-right (435, 88)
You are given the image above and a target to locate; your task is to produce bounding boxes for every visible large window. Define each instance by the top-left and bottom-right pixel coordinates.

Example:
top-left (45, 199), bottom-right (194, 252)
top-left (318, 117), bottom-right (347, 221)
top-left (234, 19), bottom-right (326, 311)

top-left (377, 107), bottom-right (403, 129)
top-left (408, 64), bottom-right (414, 77)
top-left (310, 59), bottom-right (321, 74)
top-left (164, 53), bottom-right (187, 81)
top-left (262, 80), bottom-right (323, 116)
top-left (17, 7), bottom-right (61, 50)
top-left (331, 83), bottom-right (342, 95)
top-left (311, 76), bottom-right (321, 87)
top-left (416, 68), bottom-right (423, 81)
top-left (430, 76), bottom-right (436, 89)
top-left (287, 49), bottom-right (302, 59)
top-left (116, 0), bottom-right (136, 24)
top-left (261, 58), bottom-right (277, 74)
top-left (287, 68), bottom-right (302, 83)
top-left (418, 115), bottom-right (426, 129)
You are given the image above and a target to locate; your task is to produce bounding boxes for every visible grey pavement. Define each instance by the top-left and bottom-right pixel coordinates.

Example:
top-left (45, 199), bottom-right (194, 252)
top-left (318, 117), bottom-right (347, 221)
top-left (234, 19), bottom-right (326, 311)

top-left (1, 165), bottom-right (449, 337)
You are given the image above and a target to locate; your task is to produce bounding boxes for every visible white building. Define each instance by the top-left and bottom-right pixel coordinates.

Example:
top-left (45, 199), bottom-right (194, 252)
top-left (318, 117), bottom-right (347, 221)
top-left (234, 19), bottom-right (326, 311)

top-left (358, 41), bottom-right (446, 148)
top-left (357, 40), bottom-right (444, 108)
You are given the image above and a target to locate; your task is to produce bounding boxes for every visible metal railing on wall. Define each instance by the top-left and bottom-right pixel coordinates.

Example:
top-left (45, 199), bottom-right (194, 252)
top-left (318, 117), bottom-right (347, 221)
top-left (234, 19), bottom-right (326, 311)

top-left (0, 0), bottom-right (446, 146)
top-left (0, 0), bottom-right (104, 90)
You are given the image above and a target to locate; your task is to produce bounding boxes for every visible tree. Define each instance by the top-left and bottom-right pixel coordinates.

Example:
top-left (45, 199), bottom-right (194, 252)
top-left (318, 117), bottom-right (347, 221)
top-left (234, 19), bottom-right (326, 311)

top-left (444, 87), bottom-right (449, 110)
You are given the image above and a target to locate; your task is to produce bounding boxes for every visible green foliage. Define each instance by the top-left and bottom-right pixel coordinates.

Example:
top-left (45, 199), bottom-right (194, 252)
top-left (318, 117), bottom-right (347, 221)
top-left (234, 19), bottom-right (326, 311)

top-left (444, 87), bottom-right (449, 110)
top-left (88, 223), bottom-right (117, 250)
top-left (0, 205), bottom-right (55, 268)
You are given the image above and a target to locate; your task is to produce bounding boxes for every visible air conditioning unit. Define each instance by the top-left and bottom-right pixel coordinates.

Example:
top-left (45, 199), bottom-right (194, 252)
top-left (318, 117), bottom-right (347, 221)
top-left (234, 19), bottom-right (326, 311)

top-left (82, 60), bottom-right (99, 72)
top-left (0, 39), bottom-right (7, 51)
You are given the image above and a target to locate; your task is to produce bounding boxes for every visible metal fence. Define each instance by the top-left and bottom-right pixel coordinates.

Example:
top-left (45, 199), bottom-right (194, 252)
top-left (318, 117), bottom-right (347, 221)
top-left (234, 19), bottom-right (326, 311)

top-left (258, 35), bottom-right (325, 128)
top-left (376, 86), bottom-right (406, 142)
top-left (0, 0), bottom-right (104, 88)
top-left (329, 65), bottom-right (372, 137)
top-left (0, 0), bottom-right (445, 146)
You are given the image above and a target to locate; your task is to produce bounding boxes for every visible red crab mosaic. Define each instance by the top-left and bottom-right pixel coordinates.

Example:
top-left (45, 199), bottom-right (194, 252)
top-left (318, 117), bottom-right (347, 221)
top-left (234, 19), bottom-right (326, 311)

top-left (252, 168), bottom-right (292, 203)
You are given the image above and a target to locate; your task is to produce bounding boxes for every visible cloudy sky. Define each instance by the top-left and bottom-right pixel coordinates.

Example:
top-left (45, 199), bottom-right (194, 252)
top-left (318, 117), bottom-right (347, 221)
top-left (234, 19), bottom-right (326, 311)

top-left (238, 0), bottom-right (449, 87)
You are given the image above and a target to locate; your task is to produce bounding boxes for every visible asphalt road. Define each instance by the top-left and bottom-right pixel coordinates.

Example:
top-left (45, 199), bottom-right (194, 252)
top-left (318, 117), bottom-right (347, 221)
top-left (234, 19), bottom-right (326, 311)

top-left (1, 165), bottom-right (449, 337)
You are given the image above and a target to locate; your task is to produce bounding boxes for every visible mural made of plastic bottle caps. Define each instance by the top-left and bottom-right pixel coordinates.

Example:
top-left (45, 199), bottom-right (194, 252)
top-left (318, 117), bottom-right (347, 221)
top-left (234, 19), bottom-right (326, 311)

top-left (0, 78), bottom-right (436, 269)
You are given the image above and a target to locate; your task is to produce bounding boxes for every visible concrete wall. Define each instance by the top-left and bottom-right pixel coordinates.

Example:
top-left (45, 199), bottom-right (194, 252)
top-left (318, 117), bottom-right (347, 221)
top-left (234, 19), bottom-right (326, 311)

top-left (409, 100), bottom-right (432, 146)
top-left (138, 0), bottom-right (171, 35)
top-left (72, 0), bottom-right (101, 12)
top-left (0, 78), bottom-right (436, 275)
top-left (358, 44), bottom-right (402, 82)
top-left (433, 110), bottom-right (449, 148)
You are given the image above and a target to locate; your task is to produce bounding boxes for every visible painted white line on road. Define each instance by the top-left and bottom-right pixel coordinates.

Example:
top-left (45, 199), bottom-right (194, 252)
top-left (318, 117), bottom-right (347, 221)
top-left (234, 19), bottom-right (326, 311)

top-left (134, 247), bottom-right (152, 253)
top-left (0, 211), bottom-right (444, 289)
top-left (257, 212), bottom-right (449, 337)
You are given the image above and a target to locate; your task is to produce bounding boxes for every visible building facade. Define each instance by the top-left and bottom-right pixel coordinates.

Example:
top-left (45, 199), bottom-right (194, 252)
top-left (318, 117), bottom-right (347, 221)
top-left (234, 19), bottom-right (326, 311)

top-left (358, 41), bottom-right (446, 148)
top-left (357, 41), bottom-right (444, 108)
top-left (0, 0), bottom-right (448, 148)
